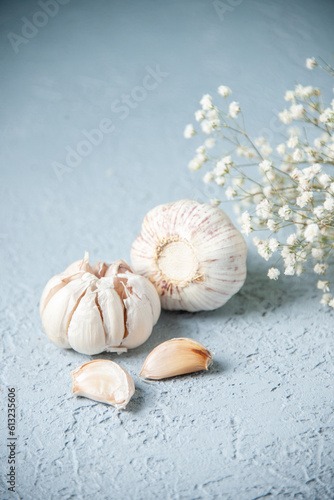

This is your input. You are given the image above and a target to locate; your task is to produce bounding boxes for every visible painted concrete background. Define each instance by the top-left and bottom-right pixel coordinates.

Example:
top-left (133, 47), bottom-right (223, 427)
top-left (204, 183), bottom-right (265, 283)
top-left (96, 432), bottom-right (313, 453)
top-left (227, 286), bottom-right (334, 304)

top-left (0, 0), bottom-right (334, 498)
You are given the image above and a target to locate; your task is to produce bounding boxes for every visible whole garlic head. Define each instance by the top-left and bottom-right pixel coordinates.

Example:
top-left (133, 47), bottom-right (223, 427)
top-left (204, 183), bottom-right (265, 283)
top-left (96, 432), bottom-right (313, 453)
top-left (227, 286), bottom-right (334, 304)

top-left (40, 252), bottom-right (161, 354)
top-left (131, 199), bottom-right (247, 312)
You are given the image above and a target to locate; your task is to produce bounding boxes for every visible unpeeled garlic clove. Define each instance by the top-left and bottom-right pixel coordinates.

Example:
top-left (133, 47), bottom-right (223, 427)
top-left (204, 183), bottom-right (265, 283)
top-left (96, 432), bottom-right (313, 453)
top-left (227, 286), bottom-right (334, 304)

top-left (71, 359), bottom-right (135, 409)
top-left (131, 199), bottom-right (247, 312)
top-left (140, 337), bottom-right (212, 380)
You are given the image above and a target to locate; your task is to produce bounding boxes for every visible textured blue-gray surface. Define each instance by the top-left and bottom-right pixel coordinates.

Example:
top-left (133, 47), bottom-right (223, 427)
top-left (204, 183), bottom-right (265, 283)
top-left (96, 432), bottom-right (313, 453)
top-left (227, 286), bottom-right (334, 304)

top-left (1, 0), bottom-right (334, 498)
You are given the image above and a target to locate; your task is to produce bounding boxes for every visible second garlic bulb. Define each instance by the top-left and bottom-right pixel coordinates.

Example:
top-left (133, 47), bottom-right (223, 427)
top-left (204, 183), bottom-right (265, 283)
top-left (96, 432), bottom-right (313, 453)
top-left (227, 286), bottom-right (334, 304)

top-left (131, 199), bottom-right (247, 312)
top-left (40, 253), bottom-right (161, 354)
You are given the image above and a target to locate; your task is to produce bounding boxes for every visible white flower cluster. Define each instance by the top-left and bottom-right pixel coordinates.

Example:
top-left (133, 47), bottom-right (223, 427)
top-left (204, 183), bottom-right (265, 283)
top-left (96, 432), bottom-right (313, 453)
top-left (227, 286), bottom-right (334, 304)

top-left (184, 58), bottom-right (334, 308)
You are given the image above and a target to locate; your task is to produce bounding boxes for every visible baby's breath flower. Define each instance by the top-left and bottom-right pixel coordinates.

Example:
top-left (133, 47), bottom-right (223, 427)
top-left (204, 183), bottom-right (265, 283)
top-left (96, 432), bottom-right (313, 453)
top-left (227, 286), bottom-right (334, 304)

top-left (303, 164), bottom-right (321, 180)
top-left (284, 91), bottom-right (295, 102)
top-left (276, 143), bottom-right (286, 155)
top-left (201, 120), bottom-right (213, 135)
top-left (185, 58), bottom-right (334, 308)
top-left (263, 186), bottom-right (273, 198)
top-left (284, 265), bottom-right (295, 276)
top-left (203, 172), bottom-right (214, 184)
top-left (319, 108), bottom-right (333, 124)
top-left (287, 136), bottom-right (298, 149)
top-left (215, 161), bottom-right (229, 176)
top-left (215, 176), bottom-right (226, 186)
top-left (217, 85), bottom-right (231, 97)
top-left (205, 138), bottom-right (215, 149)
top-left (314, 137), bottom-right (322, 149)
top-left (290, 168), bottom-right (302, 181)
top-left (225, 186), bottom-right (237, 200)
top-left (259, 160), bottom-right (272, 173)
top-left (256, 199), bottom-right (272, 219)
top-left (295, 263), bottom-right (304, 276)
top-left (268, 238), bottom-right (279, 252)
top-left (200, 94), bottom-right (213, 111)
top-left (295, 84), bottom-right (314, 98)
top-left (306, 57), bottom-right (317, 70)
top-left (320, 293), bottom-right (331, 304)
top-left (210, 198), bottom-right (221, 207)
top-left (233, 176), bottom-right (244, 188)
top-left (196, 145), bottom-right (206, 154)
top-left (324, 196), bottom-right (334, 211)
top-left (207, 108), bottom-right (219, 120)
top-left (189, 153), bottom-right (206, 170)
top-left (195, 110), bottom-right (205, 122)
top-left (279, 109), bottom-right (292, 124)
top-left (267, 219), bottom-right (278, 232)
top-left (296, 191), bottom-right (313, 208)
top-left (313, 206), bottom-right (325, 219)
top-left (278, 205), bottom-right (292, 221)
top-left (188, 158), bottom-right (201, 171)
top-left (261, 144), bottom-right (273, 157)
top-left (314, 263), bottom-right (328, 275)
top-left (236, 145), bottom-right (254, 158)
top-left (312, 248), bottom-right (324, 260)
top-left (292, 148), bottom-right (304, 162)
top-left (284, 266), bottom-right (295, 276)
top-left (184, 124), bottom-right (195, 138)
top-left (287, 233), bottom-right (298, 246)
top-left (290, 104), bottom-right (305, 120)
top-left (229, 101), bottom-right (240, 118)
top-left (304, 223), bottom-right (320, 242)
top-left (240, 211), bottom-right (253, 235)
top-left (255, 137), bottom-right (267, 147)
top-left (317, 280), bottom-right (330, 292)
top-left (268, 267), bottom-right (280, 280)
top-left (257, 240), bottom-right (272, 261)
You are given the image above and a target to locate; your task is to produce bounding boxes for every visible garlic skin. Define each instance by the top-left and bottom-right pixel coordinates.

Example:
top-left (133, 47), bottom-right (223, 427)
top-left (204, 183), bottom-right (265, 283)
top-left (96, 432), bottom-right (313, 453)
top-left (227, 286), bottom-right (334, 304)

top-left (71, 359), bottom-right (135, 409)
top-left (140, 337), bottom-right (212, 380)
top-left (131, 199), bottom-right (247, 312)
top-left (40, 253), bottom-right (161, 354)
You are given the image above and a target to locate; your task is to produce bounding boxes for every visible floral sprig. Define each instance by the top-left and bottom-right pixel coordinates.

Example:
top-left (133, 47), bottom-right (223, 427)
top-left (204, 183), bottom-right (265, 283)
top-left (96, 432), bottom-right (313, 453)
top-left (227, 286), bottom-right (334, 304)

top-left (184, 57), bottom-right (334, 308)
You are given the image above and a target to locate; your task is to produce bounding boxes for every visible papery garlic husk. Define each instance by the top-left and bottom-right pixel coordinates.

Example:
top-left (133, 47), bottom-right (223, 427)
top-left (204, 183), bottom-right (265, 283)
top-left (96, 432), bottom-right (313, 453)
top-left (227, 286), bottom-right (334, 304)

top-left (40, 252), bottom-right (161, 354)
top-left (71, 359), bottom-right (135, 409)
top-left (130, 199), bottom-right (247, 312)
top-left (140, 337), bottom-right (212, 380)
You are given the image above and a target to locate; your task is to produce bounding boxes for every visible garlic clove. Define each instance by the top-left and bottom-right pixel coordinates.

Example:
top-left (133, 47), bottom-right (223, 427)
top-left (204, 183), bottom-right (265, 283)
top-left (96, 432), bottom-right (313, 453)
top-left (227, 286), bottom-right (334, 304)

top-left (64, 251), bottom-right (95, 276)
top-left (71, 359), bottom-right (135, 409)
top-left (140, 337), bottom-right (212, 380)
top-left (67, 287), bottom-right (104, 355)
top-left (104, 259), bottom-right (134, 277)
top-left (41, 273), bottom-right (95, 349)
top-left (115, 273), bottom-right (161, 349)
top-left (39, 274), bottom-right (68, 316)
top-left (131, 199), bottom-right (247, 312)
top-left (96, 279), bottom-right (125, 349)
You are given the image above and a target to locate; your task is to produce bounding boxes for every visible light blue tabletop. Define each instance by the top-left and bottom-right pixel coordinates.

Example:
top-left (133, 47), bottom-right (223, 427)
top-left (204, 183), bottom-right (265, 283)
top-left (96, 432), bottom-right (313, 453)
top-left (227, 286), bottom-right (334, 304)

top-left (1, 1), bottom-right (333, 498)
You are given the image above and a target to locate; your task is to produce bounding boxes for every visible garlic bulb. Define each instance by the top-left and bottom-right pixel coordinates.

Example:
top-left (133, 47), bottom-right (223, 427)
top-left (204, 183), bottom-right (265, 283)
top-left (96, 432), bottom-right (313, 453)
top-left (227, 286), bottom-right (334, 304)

top-left (71, 359), bottom-right (135, 409)
top-left (131, 199), bottom-right (247, 312)
top-left (40, 253), bottom-right (161, 354)
top-left (140, 337), bottom-right (212, 380)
